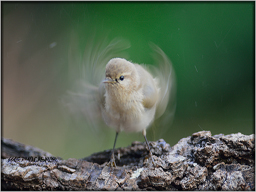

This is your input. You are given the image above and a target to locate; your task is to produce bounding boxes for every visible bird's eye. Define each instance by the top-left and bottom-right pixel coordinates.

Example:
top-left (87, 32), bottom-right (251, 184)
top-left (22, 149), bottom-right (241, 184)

top-left (119, 75), bottom-right (124, 81)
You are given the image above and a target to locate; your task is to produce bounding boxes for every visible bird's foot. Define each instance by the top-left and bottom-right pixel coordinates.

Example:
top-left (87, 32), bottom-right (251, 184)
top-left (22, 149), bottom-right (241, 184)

top-left (149, 154), bottom-right (156, 167)
top-left (144, 152), bottom-right (156, 167)
top-left (107, 153), bottom-right (117, 167)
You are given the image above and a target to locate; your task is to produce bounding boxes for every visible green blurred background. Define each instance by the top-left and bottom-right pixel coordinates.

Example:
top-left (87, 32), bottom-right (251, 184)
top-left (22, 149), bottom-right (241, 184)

top-left (2, 2), bottom-right (254, 159)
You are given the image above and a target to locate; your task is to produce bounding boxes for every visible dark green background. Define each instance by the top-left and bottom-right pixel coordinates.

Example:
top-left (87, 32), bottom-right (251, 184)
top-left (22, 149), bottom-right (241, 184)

top-left (3, 2), bottom-right (254, 159)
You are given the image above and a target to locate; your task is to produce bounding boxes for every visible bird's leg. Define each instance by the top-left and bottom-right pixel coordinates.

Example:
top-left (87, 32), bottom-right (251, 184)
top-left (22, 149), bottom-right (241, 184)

top-left (108, 132), bottom-right (119, 167)
top-left (142, 129), bottom-right (155, 166)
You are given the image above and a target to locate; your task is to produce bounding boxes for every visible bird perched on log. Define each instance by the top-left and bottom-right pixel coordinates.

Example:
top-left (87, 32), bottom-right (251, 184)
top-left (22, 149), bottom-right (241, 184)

top-left (63, 35), bottom-right (176, 167)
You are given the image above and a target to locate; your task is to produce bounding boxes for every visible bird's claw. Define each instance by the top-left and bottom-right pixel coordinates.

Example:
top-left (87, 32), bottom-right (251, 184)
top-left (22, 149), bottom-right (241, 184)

top-left (149, 154), bottom-right (156, 167)
top-left (107, 153), bottom-right (117, 167)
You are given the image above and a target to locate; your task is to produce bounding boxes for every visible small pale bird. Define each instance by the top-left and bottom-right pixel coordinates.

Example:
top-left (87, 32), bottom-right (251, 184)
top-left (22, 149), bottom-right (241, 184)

top-left (63, 37), bottom-right (176, 167)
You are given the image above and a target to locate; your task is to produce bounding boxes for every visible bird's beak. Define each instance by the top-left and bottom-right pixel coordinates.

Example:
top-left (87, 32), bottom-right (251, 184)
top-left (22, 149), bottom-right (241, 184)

top-left (103, 78), bottom-right (115, 84)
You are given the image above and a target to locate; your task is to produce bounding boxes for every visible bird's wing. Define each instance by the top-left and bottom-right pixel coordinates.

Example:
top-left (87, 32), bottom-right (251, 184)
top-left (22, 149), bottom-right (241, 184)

top-left (61, 32), bottom-right (130, 133)
top-left (148, 42), bottom-right (177, 120)
top-left (135, 64), bottom-right (159, 109)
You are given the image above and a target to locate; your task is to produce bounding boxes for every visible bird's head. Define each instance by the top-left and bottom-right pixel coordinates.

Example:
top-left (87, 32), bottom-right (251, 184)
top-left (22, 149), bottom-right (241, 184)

top-left (103, 58), bottom-right (139, 93)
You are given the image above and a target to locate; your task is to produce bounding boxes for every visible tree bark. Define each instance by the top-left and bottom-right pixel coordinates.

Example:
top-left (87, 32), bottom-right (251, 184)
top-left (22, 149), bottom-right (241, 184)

top-left (1, 131), bottom-right (255, 190)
